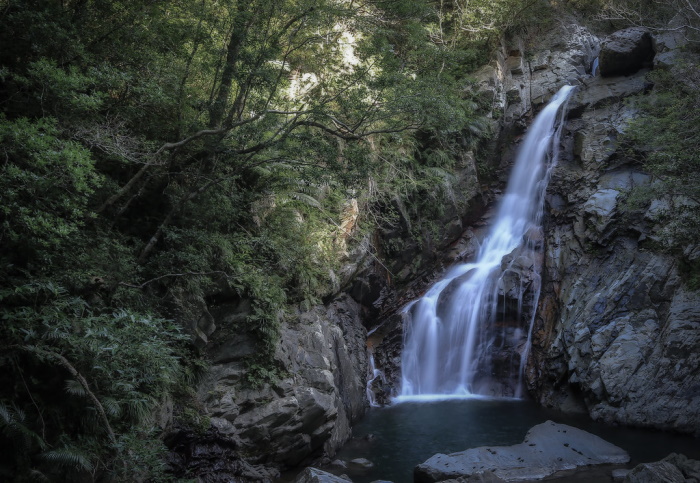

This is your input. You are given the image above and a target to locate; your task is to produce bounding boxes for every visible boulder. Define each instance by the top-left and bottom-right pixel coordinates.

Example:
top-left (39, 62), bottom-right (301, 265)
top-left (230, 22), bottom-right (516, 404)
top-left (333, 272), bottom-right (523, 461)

top-left (187, 294), bottom-right (369, 473)
top-left (414, 421), bottom-right (629, 482)
top-left (293, 467), bottom-right (352, 483)
top-left (625, 461), bottom-right (685, 483)
top-left (624, 454), bottom-right (700, 482)
top-left (348, 458), bottom-right (375, 470)
top-left (599, 27), bottom-right (654, 77)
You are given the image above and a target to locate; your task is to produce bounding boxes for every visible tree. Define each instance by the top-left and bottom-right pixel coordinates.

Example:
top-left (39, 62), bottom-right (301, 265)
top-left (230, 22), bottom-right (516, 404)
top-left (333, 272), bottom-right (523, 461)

top-left (0, 0), bottom-right (491, 477)
top-left (596, 0), bottom-right (700, 41)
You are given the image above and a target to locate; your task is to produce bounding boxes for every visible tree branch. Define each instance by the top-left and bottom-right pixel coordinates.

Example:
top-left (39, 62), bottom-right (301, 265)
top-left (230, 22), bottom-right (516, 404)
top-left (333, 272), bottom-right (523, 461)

top-left (15, 346), bottom-right (117, 446)
top-left (118, 271), bottom-right (230, 290)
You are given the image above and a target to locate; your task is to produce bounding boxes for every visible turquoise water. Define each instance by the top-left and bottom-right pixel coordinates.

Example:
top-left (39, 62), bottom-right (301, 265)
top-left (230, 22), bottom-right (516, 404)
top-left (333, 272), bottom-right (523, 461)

top-left (330, 399), bottom-right (700, 483)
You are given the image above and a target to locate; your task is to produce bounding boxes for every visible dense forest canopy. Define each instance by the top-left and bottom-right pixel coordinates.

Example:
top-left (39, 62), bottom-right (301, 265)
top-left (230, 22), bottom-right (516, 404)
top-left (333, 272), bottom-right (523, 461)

top-left (0, 0), bottom-right (697, 480)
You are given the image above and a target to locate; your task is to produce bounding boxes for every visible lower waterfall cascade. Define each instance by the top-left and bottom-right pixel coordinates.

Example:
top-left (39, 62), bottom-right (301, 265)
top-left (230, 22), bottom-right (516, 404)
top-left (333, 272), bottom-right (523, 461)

top-left (399, 85), bottom-right (575, 400)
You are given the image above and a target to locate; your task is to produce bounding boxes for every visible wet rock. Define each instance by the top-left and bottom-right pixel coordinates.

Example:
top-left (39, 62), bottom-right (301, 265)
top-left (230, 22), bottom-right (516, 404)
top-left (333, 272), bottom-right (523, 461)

top-left (348, 458), bottom-right (374, 470)
top-left (293, 467), bottom-right (352, 483)
top-left (625, 461), bottom-right (685, 482)
top-left (623, 454), bottom-right (700, 483)
top-left (414, 421), bottom-right (629, 482)
top-left (612, 468), bottom-right (630, 481)
top-left (529, 42), bottom-right (700, 434)
top-left (599, 27), bottom-right (654, 77)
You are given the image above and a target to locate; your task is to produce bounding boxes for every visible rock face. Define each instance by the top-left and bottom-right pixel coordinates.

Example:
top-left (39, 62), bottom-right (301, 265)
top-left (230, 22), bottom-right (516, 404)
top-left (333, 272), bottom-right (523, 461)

top-left (368, 23), bottom-right (602, 399)
top-left (599, 27), bottom-right (654, 77)
top-left (167, 294), bottom-right (369, 481)
top-left (472, 24), bottom-right (599, 126)
top-left (204, 295), bottom-right (367, 465)
top-left (527, 30), bottom-right (700, 434)
top-left (414, 421), bottom-right (629, 482)
top-left (625, 454), bottom-right (700, 483)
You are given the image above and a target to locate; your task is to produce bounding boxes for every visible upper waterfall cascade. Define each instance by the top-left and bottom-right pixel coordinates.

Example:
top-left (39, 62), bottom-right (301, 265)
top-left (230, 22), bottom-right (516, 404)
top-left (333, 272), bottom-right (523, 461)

top-left (399, 85), bottom-right (575, 401)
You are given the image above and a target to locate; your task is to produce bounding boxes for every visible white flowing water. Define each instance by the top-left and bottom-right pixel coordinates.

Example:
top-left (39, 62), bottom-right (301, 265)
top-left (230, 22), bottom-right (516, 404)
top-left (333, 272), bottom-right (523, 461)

top-left (366, 353), bottom-right (387, 407)
top-left (399, 85), bottom-right (575, 401)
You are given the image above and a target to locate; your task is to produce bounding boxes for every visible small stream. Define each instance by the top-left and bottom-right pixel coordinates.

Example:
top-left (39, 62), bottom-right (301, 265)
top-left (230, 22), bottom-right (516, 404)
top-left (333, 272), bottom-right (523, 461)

top-left (330, 399), bottom-right (700, 483)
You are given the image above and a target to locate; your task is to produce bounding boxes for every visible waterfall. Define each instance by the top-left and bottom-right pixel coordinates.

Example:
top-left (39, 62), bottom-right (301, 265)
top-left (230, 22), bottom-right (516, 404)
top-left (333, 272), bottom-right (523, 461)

top-left (592, 57), bottom-right (599, 76)
top-left (398, 85), bottom-right (575, 401)
top-left (366, 353), bottom-right (387, 407)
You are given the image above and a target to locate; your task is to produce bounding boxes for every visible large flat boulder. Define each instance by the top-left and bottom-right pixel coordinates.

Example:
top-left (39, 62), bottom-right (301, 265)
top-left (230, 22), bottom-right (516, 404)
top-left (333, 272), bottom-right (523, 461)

top-left (414, 421), bottom-right (629, 482)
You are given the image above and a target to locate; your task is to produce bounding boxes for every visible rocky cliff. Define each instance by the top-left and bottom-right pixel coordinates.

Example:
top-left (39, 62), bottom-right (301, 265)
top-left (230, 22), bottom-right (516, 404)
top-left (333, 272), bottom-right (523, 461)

top-left (370, 21), bottom-right (700, 436)
top-left (169, 20), bottom-right (700, 482)
top-left (368, 22), bottom-right (605, 402)
top-left (527, 26), bottom-right (700, 435)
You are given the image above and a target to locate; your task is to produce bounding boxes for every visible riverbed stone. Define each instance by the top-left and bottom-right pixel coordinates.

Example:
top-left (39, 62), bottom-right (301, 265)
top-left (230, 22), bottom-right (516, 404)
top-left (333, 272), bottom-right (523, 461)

top-left (348, 458), bottom-right (374, 470)
top-left (622, 453), bottom-right (700, 483)
top-left (293, 467), bottom-right (352, 483)
top-left (414, 421), bottom-right (629, 482)
top-left (625, 461), bottom-right (685, 483)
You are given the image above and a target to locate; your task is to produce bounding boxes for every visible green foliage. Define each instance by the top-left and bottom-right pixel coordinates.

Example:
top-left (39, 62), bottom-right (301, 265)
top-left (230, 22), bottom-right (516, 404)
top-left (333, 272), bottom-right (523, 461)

top-left (0, 282), bottom-right (189, 479)
top-left (622, 57), bottom-right (700, 283)
top-left (0, 0), bottom-right (499, 478)
top-left (0, 117), bottom-right (102, 260)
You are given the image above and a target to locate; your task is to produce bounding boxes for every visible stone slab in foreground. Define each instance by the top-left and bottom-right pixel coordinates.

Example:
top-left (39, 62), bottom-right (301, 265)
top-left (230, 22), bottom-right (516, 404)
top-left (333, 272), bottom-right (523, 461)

top-left (293, 467), bottom-right (352, 483)
top-left (414, 420), bottom-right (629, 482)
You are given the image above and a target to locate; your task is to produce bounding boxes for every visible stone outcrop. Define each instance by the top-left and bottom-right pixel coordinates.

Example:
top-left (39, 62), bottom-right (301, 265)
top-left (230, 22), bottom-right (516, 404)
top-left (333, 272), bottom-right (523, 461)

top-left (472, 24), bottom-right (599, 127)
top-left (293, 467), bottom-right (352, 483)
top-left (167, 293), bottom-right (369, 481)
top-left (414, 421), bottom-right (629, 482)
top-left (527, 30), bottom-right (700, 434)
top-left (624, 454), bottom-right (700, 483)
top-left (599, 27), bottom-right (654, 77)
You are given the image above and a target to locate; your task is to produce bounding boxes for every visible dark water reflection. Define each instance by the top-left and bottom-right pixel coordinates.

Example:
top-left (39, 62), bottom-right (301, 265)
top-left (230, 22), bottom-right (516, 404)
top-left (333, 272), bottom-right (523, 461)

top-left (330, 399), bottom-right (700, 483)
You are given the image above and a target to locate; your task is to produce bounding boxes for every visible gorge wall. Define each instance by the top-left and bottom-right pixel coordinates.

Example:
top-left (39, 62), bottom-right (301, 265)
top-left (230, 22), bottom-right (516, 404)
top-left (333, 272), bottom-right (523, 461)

top-left (171, 19), bottom-right (700, 482)
top-left (527, 27), bottom-right (700, 435)
top-left (370, 21), bottom-right (700, 435)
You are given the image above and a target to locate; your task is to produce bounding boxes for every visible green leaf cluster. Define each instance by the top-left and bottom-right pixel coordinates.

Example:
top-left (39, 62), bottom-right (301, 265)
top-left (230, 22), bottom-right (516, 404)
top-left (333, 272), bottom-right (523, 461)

top-left (0, 0), bottom-right (521, 478)
top-left (622, 57), bottom-right (700, 286)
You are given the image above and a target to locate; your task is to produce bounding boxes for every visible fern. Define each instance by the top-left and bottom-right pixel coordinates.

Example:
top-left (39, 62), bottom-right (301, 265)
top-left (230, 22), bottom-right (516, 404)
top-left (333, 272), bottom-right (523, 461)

top-left (40, 448), bottom-right (93, 472)
top-left (0, 403), bottom-right (47, 451)
top-left (64, 379), bottom-right (87, 397)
